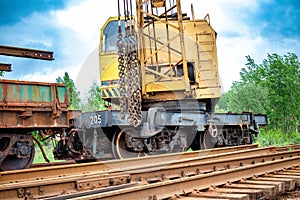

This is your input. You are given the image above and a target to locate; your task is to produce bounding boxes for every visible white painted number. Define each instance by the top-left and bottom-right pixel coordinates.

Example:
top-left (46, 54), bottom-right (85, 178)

top-left (90, 114), bottom-right (102, 125)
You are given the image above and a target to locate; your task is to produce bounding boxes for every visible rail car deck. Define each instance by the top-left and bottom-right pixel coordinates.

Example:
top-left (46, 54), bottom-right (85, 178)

top-left (75, 110), bottom-right (268, 130)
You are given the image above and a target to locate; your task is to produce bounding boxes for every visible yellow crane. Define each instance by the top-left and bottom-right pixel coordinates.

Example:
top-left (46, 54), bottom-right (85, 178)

top-left (100, 0), bottom-right (220, 122)
top-left (77, 0), bottom-right (267, 159)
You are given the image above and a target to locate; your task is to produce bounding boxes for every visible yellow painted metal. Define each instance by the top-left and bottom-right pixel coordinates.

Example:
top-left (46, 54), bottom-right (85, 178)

top-left (151, 0), bottom-right (166, 7)
top-left (140, 19), bottom-right (220, 100)
top-left (99, 17), bottom-right (121, 99)
top-left (136, 0), bottom-right (147, 102)
top-left (101, 86), bottom-right (120, 98)
top-left (99, 1), bottom-right (220, 103)
top-left (100, 54), bottom-right (119, 81)
top-left (136, 0), bottom-right (191, 100)
top-left (145, 80), bottom-right (187, 93)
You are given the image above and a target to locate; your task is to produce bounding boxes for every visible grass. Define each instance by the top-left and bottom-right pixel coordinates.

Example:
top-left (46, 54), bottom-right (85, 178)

top-left (33, 143), bottom-right (65, 164)
top-left (255, 128), bottom-right (300, 147)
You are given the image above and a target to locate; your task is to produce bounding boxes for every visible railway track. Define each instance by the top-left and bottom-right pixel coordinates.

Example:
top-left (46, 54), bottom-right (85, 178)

top-left (1, 144), bottom-right (300, 200)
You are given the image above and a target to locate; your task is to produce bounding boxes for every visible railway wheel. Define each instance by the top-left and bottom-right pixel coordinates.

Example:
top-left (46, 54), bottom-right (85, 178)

top-left (112, 128), bottom-right (145, 159)
top-left (201, 124), bottom-right (218, 149)
top-left (0, 143), bottom-right (35, 171)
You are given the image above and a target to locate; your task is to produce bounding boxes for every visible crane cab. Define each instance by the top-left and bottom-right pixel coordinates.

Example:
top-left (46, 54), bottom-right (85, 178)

top-left (99, 17), bottom-right (123, 101)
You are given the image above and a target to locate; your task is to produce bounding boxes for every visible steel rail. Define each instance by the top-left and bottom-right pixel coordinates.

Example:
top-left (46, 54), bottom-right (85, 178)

top-left (0, 45), bottom-right (54, 60)
top-left (0, 145), bottom-right (268, 199)
top-left (0, 63), bottom-right (12, 71)
top-left (0, 144), bottom-right (258, 182)
top-left (69, 156), bottom-right (300, 200)
top-left (0, 146), bottom-right (297, 199)
top-left (123, 148), bottom-right (300, 183)
top-left (276, 144), bottom-right (300, 152)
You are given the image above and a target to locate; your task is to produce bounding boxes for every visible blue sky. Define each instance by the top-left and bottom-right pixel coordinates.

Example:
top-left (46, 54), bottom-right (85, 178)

top-left (0, 0), bottom-right (299, 95)
top-left (0, 0), bottom-right (68, 25)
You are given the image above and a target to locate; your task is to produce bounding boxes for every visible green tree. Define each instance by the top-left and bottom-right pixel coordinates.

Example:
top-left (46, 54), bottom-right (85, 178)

top-left (0, 71), bottom-right (4, 77)
top-left (81, 82), bottom-right (106, 112)
top-left (215, 92), bottom-right (229, 112)
top-left (225, 81), bottom-right (269, 114)
top-left (56, 72), bottom-right (81, 109)
top-left (235, 53), bottom-right (300, 133)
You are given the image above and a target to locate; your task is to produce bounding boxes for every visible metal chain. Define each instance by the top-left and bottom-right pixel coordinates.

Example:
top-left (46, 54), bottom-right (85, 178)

top-left (117, 0), bottom-right (127, 120)
top-left (117, 8), bottom-right (142, 127)
top-left (117, 34), bottom-right (127, 120)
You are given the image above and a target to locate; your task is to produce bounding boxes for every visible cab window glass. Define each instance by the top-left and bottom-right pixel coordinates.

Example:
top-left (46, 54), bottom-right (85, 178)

top-left (103, 20), bottom-right (125, 52)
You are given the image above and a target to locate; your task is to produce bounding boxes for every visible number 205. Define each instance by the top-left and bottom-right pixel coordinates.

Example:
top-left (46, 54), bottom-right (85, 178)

top-left (90, 114), bottom-right (102, 125)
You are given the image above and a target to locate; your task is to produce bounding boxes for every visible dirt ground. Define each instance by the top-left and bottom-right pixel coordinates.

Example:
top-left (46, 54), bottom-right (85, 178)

top-left (279, 188), bottom-right (300, 200)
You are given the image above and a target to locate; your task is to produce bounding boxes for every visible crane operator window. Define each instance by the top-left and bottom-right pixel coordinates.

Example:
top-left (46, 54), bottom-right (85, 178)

top-left (103, 20), bottom-right (125, 52)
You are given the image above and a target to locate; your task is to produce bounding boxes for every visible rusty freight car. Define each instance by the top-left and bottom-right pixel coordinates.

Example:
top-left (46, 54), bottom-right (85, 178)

top-left (0, 80), bottom-right (69, 170)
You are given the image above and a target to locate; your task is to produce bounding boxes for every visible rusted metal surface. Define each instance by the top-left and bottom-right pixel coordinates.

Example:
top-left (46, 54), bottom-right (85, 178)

top-left (0, 79), bottom-right (69, 129)
top-left (0, 63), bottom-right (12, 72)
top-left (68, 110), bottom-right (82, 120)
top-left (275, 144), bottom-right (300, 152)
top-left (31, 160), bottom-right (76, 168)
top-left (0, 173), bottom-right (133, 199)
top-left (70, 157), bottom-right (300, 200)
top-left (0, 45), bottom-right (54, 60)
top-left (41, 183), bottom-right (138, 200)
top-left (0, 79), bottom-right (71, 170)
top-left (118, 148), bottom-right (300, 183)
top-left (0, 144), bottom-right (259, 182)
top-left (0, 145), bottom-right (300, 199)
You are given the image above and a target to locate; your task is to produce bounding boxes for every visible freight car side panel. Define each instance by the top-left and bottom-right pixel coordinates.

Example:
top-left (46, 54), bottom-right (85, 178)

top-left (0, 79), bottom-right (69, 129)
top-left (0, 80), bottom-right (68, 103)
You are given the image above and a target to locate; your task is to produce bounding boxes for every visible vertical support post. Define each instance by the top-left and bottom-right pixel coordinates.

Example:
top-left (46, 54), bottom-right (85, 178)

top-left (176, 0), bottom-right (190, 94)
top-left (93, 128), bottom-right (97, 156)
top-left (136, 0), bottom-right (147, 97)
top-left (165, 3), bottom-right (173, 79)
top-left (150, 3), bottom-right (159, 77)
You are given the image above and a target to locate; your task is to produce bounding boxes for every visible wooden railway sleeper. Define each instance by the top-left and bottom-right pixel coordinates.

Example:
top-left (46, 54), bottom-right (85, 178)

top-left (192, 168), bottom-right (300, 200)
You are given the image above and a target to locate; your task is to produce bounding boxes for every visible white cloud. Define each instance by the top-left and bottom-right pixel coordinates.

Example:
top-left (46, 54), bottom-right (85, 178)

top-left (218, 36), bottom-right (266, 89)
top-left (55, 1), bottom-right (115, 39)
top-left (49, 0), bottom-right (118, 98)
top-left (21, 65), bottom-right (79, 84)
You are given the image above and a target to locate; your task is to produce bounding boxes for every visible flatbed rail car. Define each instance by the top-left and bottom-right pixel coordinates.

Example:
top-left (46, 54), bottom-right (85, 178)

top-left (74, 109), bottom-right (268, 159)
top-left (0, 79), bottom-right (69, 170)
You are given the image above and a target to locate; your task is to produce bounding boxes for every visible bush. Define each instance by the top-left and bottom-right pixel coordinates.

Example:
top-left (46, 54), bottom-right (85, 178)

top-left (255, 128), bottom-right (300, 147)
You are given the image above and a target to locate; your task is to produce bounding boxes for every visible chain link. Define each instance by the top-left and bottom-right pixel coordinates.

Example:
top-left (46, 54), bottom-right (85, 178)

top-left (117, 20), bottom-right (142, 127)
